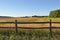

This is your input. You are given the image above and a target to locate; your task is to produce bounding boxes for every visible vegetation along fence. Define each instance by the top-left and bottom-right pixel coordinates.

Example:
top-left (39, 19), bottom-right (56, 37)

top-left (0, 19), bottom-right (60, 40)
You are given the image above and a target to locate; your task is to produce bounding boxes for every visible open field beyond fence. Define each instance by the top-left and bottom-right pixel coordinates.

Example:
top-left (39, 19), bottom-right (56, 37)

top-left (0, 17), bottom-right (60, 40)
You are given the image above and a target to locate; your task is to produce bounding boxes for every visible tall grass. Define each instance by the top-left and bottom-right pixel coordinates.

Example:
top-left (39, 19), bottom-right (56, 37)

top-left (0, 29), bottom-right (60, 40)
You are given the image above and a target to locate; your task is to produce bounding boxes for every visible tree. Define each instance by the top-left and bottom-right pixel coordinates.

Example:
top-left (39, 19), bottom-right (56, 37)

top-left (49, 9), bottom-right (60, 18)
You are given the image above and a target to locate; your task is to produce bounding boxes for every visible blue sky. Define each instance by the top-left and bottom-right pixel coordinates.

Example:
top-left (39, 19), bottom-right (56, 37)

top-left (0, 0), bottom-right (60, 17)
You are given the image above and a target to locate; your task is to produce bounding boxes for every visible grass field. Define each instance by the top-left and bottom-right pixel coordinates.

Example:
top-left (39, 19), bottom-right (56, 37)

top-left (0, 17), bottom-right (60, 28)
top-left (0, 17), bottom-right (60, 40)
top-left (1, 17), bottom-right (60, 22)
top-left (0, 29), bottom-right (60, 40)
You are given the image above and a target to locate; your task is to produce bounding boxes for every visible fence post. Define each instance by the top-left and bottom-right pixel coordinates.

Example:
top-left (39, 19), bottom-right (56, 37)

top-left (15, 20), bottom-right (18, 34)
top-left (49, 19), bottom-right (53, 38)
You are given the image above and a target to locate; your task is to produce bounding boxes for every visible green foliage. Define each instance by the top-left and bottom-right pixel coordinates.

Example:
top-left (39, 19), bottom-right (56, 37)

top-left (49, 9), bottom-right (60, 18)
top-left (0, 30), bottom-right (60, 40)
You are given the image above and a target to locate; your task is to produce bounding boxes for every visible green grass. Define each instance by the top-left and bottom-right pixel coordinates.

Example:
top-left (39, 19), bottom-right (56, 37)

top-left (0, 29), bottom-right (60, 40)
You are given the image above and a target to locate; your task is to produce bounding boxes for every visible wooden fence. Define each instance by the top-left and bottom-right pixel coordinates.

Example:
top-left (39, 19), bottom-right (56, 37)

top-left (0, 19), bottom-right (60, 38)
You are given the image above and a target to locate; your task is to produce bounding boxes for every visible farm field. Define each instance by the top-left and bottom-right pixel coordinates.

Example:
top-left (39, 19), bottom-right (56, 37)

top-left (0, 17), bottom-right (60, 28)
top-left (1, 17), bottom-right (60, 22)
top-left (0, 17), bottom-right (60, 40)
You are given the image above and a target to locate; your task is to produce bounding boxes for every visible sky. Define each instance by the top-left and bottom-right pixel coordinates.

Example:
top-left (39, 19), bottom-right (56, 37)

top-left (0, 0), bottom-right (60, 17)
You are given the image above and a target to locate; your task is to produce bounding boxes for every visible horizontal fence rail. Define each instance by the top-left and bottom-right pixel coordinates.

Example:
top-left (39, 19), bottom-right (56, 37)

top-left (0, 27), bottom-right (60, 29)
top-left (0, 22), bottom-right (60, 24)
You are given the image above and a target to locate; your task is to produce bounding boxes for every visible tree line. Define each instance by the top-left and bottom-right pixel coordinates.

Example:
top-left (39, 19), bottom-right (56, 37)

top-left (32, 9), bottom-right (60, 18)
top-left (49, 9), bottom-right (60, 18)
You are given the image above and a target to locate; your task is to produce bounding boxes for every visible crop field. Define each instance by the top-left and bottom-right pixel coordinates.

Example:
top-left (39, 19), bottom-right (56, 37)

top-left (1, 17), bottom-right (60, 22)
top-left (0, 17), bottom-right (60, 40)
top-left (0, 17), bottom-right (60, 27)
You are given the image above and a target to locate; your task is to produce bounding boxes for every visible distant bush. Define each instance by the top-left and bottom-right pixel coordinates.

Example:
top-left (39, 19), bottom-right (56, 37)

top-left (49, 9), bottom-right (60, 18)
top-left (32, 15), bottom-right (48, 18)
